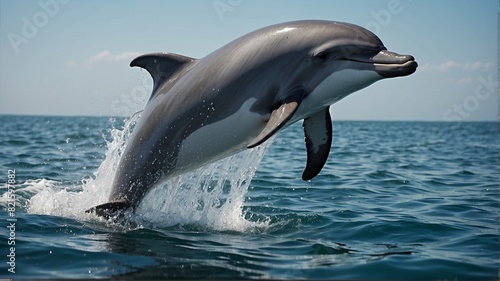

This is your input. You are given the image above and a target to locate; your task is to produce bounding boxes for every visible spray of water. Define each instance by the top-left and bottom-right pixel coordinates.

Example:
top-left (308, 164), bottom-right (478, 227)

top-left (25, 114), bottom-right (139, 219)
top-left (24, 113), bottom-right (272, 232)
top-left (135, 141), bottom-right (271, 231)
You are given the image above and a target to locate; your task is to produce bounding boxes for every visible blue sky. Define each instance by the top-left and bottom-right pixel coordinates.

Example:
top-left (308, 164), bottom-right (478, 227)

top-left (0, 0), bottom-right (498, 121)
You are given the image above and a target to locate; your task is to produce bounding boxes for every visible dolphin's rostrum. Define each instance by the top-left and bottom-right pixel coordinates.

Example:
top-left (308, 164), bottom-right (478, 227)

top-left (86, 20), bottom-right (417, 218)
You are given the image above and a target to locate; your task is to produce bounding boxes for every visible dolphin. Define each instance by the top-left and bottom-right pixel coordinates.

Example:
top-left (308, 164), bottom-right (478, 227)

top-left (87, 20), bottom-right (417, 218)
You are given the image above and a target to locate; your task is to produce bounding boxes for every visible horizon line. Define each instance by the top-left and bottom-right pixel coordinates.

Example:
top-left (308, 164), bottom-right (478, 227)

top-left (0, 113), bottom-right (497, 123)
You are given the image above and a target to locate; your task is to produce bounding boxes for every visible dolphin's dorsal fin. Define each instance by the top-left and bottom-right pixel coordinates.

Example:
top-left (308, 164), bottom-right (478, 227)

top-left (301, 107), bottom-right (332, 180)
top-left (247, 88), bottom-right (306, 148)
top-left (130, 53), bottom-right (196, 97)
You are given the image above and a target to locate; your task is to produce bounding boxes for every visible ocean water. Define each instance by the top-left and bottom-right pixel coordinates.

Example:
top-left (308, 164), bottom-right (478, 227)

top-left (0, 115), bottom-right (498, 280)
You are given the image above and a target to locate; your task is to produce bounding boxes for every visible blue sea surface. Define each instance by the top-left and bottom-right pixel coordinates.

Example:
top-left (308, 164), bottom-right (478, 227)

top-left (0, 115), bottom-right (498, 280)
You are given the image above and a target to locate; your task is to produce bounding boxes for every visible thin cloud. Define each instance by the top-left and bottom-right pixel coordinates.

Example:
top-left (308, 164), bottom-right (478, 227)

top-left (65, 60), bottom-right (77, 67)
top-left (457, 77), bottom-right (475, 85)
top-left (420, 60), bottom-right (494, 73)
top-left (463, 61), bottom-right (495, 71)
top-left (86, 50), bottom-right (141, 63)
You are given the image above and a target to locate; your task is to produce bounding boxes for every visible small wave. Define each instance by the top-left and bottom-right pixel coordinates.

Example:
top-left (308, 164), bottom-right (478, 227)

top-left (0, 178), bottom-right (58, 209)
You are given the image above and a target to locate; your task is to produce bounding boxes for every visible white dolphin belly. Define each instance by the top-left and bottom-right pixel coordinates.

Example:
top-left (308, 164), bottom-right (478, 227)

top-left (175, 98), bottom-right (267, 171)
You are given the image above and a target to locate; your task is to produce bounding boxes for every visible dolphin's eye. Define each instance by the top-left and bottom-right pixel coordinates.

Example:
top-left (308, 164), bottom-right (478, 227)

top-left (316, 52), bottom-right (328, 62)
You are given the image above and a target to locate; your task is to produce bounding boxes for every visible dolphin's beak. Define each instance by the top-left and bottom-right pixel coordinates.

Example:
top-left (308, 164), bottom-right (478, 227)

top-left (348, 49), bottom-right (418, 78)
top-left (371, 50), bottom-right (417, 78)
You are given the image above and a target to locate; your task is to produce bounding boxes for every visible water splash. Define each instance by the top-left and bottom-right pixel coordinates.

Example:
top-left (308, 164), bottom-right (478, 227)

top-left (26, 113), bottom-right (272, 232)
top-left (135, 141), bottom-right (272, 231)
top-left (26, 114), bottom-right (141, 219)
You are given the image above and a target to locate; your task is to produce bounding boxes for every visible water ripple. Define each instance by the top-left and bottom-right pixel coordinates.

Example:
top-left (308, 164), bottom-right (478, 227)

top-left (0, 117), bottom-right (498, 279)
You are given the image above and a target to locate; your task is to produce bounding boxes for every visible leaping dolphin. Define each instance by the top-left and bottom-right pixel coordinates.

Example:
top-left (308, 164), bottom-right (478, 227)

top-left (87, 20), bottom-right (417, 218)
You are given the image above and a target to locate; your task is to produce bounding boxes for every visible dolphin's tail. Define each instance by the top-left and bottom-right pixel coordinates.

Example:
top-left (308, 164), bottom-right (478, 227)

top-left (85, 199), bottom-right (131, 220)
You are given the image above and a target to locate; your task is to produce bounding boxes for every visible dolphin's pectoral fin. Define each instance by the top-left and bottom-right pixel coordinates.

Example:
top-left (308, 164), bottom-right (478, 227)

top-left (246, 101), bottom-right (299, 148)
top-left (247, 88), bottom-right (306, 148)
top-left (85, 199), bottom-right (131, 220)
top-left (302, 107), bottom-right (332, 180)
top-left (130, 52), bottom-right (196, 97)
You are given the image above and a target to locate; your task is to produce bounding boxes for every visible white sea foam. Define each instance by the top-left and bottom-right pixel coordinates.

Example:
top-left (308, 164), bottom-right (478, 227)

top-left (26, 113), bottom-right (272, 232)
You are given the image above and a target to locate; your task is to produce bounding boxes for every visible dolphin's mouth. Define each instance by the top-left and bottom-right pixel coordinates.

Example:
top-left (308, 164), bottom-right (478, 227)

top-left (347, 49), bottom-right (418, 78)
